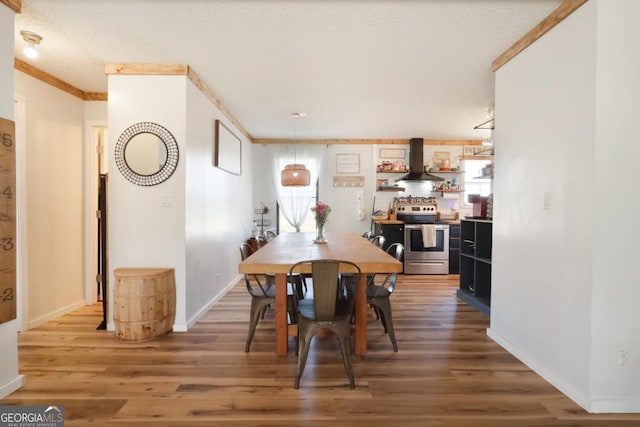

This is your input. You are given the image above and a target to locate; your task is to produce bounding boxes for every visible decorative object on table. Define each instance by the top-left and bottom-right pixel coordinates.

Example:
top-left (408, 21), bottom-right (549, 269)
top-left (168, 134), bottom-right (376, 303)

top-left (281, 112), bottom-right (310, 186)
top-left (311, 201), bottom-right (331, 243)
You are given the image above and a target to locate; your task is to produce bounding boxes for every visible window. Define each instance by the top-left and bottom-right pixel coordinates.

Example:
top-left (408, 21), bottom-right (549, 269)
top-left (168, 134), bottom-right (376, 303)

top-left (277, 180), bottom-right (318, 233)
top-left (463, 159), bottom-right (492, 204)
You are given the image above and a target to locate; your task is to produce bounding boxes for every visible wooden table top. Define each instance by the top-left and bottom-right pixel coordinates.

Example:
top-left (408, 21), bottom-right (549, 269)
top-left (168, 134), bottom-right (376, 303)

top-left (239, 232), bottom-right (403, 274)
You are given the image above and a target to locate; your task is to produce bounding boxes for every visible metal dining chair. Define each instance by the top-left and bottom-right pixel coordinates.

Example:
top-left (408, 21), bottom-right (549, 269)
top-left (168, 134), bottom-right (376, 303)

top-left (239, 243), bottom-right (299, 352)
top-left (366, 242), bottom-right (404, 352)
top-left (265, 230), bottom-right (278, 241)
top-left (369, 234), bottom-right (386, 249)
top-left (289, 259), bottom-right (361, 389)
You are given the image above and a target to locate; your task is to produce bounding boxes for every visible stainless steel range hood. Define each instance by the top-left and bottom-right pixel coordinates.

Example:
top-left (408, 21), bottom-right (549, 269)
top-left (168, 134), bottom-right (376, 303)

top-left (396, 138), bottom-right (444, 182)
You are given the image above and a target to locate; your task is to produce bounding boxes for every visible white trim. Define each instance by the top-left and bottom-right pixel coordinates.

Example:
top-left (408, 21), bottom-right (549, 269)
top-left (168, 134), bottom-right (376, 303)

top-left (491, 323), bottom-right (640, 413)
top-left (487, 327), bottom-right (592, 412)
top-left (28, 299), bottom-right (86, 329)
top-left (0, 374), bottom-right (25, 400)
top-left (589, 398), bottom-right (640, 414)
top-left (185, 275), bottom-right (241, 330)
top-left (14, 95), bottom-right (28, 332)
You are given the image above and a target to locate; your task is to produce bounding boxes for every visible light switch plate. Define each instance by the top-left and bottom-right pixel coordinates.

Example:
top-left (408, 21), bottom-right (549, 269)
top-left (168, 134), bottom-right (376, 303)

top-left (161, 195), bottom-right (174, 207)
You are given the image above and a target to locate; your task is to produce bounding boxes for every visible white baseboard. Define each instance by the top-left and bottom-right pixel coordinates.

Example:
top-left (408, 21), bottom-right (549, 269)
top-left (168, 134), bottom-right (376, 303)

top-left (487, 327), bottom-right (640, 413)
top-left (589, 398), bottom-right (640, 414)
top-left (28, 299), bottom-right (86, 329)
top-left (185, 274), bottom-right (240, 330)
top-left (486, 327), bottom-right (592, 411)
top-left (0, 374), bottom-right (25, 399)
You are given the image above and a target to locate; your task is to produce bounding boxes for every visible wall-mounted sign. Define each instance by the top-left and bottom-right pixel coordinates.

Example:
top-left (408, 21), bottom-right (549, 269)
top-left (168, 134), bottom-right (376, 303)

top-left (379, 148), bottom-right (405, 159)
top-left (336, 153), bottom-right (360, 174)
top-left (0, 117), bottom-right (16, 324)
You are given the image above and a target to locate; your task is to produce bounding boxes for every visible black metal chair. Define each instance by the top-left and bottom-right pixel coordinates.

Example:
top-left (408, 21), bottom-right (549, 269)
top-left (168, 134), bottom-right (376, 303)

top-left (366, 242), bottom-right (404, 352)
top-left (361, 230), bottom-right (373, 239)
top-left (289, 259), bottom-right (360, 389)
top-left (239, 243), bottom-right (299, 352)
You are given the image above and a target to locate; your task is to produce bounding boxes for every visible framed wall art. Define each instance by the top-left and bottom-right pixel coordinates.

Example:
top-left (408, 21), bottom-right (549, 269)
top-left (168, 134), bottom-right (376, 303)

top-left (336, 153), bottom-right (360, 174)
top-left (214, 119), bottom-right (242, 176)
top-left (379, 148), bottom-right (405, 159)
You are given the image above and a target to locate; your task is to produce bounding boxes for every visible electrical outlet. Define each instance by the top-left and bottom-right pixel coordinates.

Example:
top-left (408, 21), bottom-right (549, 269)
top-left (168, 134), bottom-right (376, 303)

top-left (618, 350), bottom-right (628, 367)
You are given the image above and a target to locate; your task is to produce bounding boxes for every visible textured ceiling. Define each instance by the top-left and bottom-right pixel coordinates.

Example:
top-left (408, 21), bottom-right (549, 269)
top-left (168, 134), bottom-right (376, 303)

top-left (14, 0), bottom-right (563, 140)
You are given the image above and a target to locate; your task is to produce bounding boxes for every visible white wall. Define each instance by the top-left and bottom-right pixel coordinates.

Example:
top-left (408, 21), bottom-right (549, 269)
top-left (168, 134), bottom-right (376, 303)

top-left (108, 74), bottom-right (255, 330)
top-left (85, 101), bottom-right (108, 122)
top-left (184, 81), bottom-right (254, 325)
top-left (489, 0), bottom-right (639, 413)
top-left (0, 2), bottom-right (23, 399)
top-left (108, 75), bottom-right (188, 329)
top-left (321, 144), bottom-right (375, 234)
top-left (590, 0), bottom-right (640, 412)
top-left (14, 71), bottom-right (86, 327)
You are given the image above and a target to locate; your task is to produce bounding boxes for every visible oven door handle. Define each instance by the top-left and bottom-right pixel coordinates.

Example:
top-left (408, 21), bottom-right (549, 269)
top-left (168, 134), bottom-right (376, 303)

top-left (405, 224), bottom-right (449, 231)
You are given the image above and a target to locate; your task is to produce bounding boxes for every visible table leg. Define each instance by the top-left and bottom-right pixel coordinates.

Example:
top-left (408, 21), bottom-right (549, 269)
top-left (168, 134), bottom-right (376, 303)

top-left (354, 272), bottom-right (368, 355)
top-left (275, 272), bottom-right (288, 356)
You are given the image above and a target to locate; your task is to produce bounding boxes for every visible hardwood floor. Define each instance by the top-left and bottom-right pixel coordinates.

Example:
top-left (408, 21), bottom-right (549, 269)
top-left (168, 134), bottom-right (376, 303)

top-left (2, 274), bottom-right (639, 426)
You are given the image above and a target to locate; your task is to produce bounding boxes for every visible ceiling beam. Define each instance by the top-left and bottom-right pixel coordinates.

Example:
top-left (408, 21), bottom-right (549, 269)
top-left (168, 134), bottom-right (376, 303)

top-left (492, 0), bottom-right (589, 72)
top-left (15, 59), bottom-right (108, 101)
top-left (16, 58), bottom-right (88, 100)
top-left (83, 92), bottom-right (108, 101)
top-left (187, 67), bottom-right (253, 141)
top-left (104, 63), bottom-right (188, 75)
top-left (105, 63), bottom-right (253, 141)
top-left (0, 0), bottom-right (21, 13)
top-left (254, 138), bottom-right (483, 146)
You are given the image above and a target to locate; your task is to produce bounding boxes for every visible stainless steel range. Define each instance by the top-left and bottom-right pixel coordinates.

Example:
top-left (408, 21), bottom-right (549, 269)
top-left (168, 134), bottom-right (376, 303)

top-left (396, 201), bottom-right (450, 275)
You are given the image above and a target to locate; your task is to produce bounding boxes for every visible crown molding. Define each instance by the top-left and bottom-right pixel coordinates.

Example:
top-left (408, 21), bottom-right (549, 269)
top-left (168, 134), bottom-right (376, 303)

top-left (0, 0), bottom-right (21, 13)
top-left (254, 138), bottom-right (483, 146)
top-left (492, 0), bottom-right (589, 71)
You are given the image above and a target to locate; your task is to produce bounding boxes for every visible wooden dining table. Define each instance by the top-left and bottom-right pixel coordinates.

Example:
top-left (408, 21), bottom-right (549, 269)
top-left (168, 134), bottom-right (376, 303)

top-left (238, 232), bottom-right (403, 356)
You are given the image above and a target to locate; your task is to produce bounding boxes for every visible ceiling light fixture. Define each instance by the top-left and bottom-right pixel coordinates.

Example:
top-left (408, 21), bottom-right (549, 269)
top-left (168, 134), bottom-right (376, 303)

top-left (281, 112), bottom-right (310, 187)
top-left (20, 30), bottom-right (42, 59)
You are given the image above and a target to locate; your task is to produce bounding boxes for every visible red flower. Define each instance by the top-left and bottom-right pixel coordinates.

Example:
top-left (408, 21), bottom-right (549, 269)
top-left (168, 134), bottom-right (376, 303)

top-left (311, 201), bottom-right (332, 224)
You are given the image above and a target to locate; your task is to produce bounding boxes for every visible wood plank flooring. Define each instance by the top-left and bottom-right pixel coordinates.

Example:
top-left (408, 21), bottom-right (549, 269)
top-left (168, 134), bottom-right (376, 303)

top-left (2, 274), bottom-right (639, 426)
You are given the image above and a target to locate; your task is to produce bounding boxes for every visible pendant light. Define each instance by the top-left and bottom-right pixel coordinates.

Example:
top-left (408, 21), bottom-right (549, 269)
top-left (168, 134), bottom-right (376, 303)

top-left (281, 112), bottom-right (310, 187)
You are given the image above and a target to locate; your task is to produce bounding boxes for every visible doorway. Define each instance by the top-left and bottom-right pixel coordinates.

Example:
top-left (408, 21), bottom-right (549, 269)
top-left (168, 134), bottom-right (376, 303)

top-left (84, 125), bottom-right (108, 329)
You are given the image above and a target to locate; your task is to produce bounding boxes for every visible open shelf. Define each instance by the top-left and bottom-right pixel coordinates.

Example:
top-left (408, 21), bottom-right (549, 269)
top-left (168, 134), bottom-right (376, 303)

top-left (457, 219), bottom-right (492, 316)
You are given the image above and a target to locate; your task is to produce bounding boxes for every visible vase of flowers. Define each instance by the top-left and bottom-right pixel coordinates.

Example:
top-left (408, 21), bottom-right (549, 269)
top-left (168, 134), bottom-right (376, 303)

top-left (311, 201), bottom-right (331, 243)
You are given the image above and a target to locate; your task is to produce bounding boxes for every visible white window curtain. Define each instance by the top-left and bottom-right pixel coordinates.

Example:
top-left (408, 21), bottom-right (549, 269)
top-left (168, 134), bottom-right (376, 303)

top-left (271, 144), bottom-right (324, 232)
